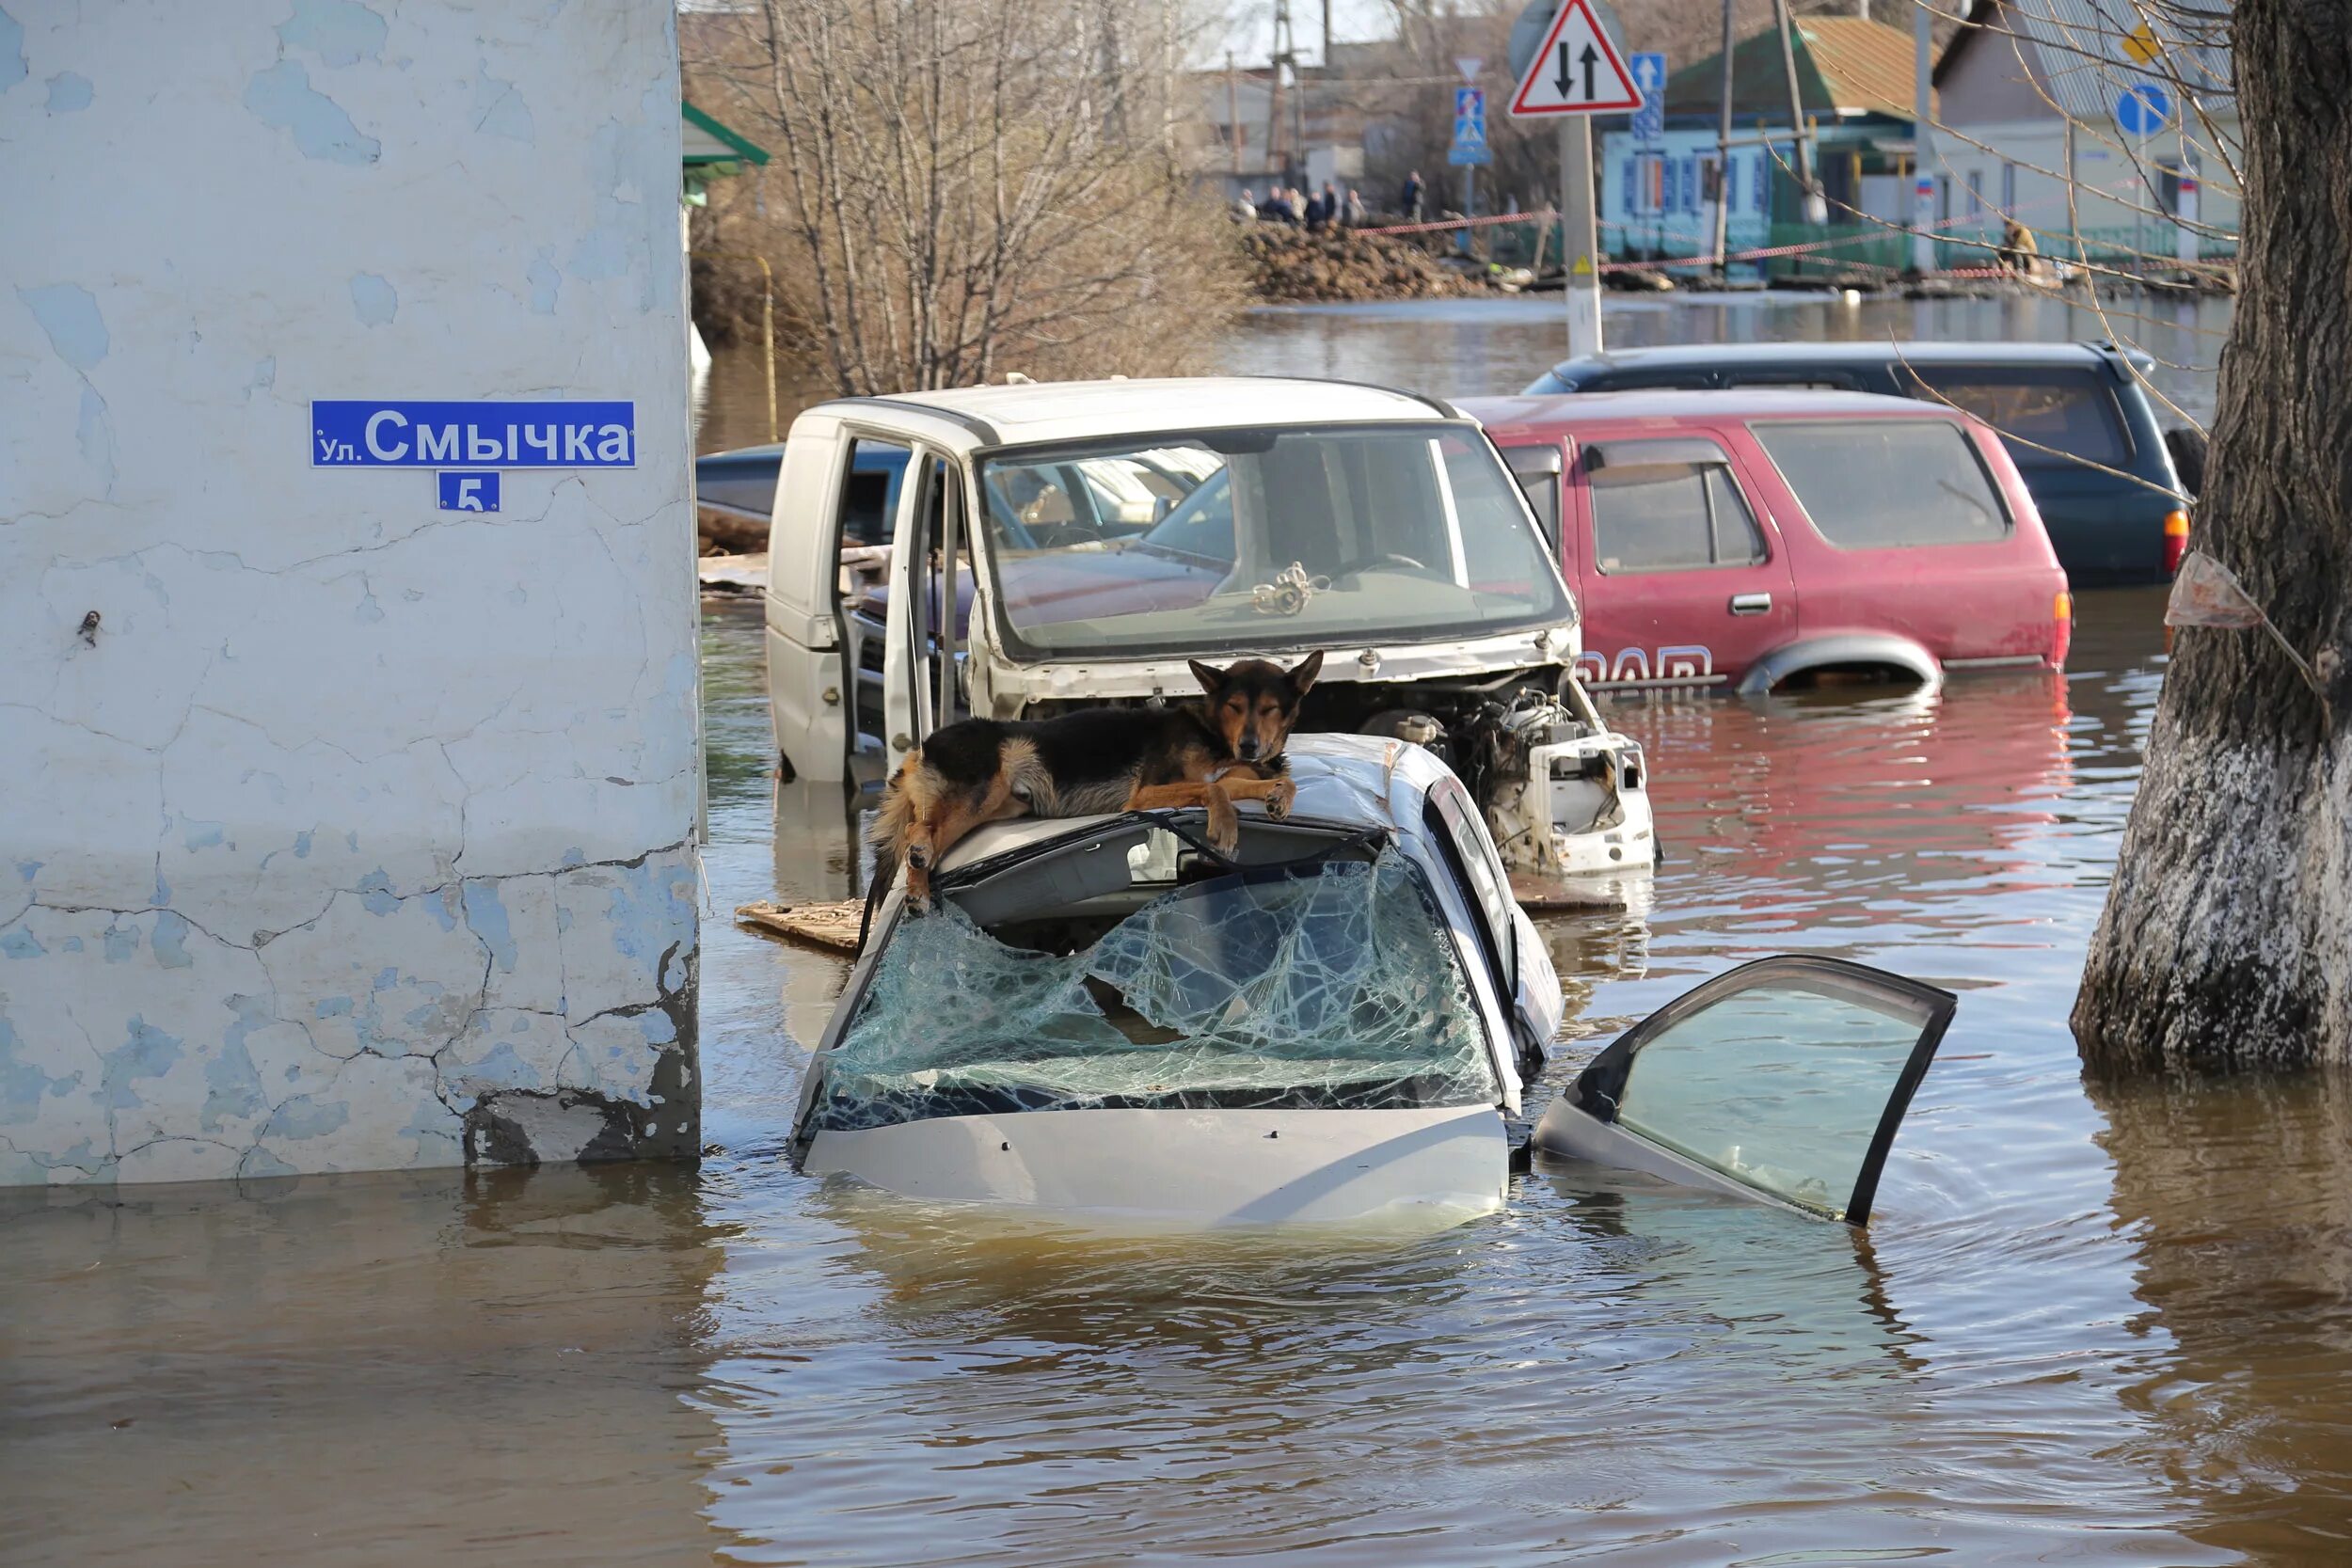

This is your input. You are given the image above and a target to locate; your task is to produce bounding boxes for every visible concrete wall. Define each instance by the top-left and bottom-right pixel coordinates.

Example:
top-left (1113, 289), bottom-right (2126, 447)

top-left (1935, 27), bottom-right (2053, 126)
top-left (0, 1), bottom-right (701, 1184)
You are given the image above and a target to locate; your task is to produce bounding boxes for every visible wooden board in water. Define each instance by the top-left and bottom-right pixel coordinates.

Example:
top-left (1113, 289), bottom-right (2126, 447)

top-left (737, 899), bottom-right (866, 955)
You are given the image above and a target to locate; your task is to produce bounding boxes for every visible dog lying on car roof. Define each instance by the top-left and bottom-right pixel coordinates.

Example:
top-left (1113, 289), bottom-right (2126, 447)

top-left (870, 653), bottom-right (1324, 909)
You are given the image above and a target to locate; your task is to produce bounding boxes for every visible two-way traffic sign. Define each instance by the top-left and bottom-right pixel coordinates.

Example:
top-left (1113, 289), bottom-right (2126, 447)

top-left (1508, 0), bottom-right (1643, 117)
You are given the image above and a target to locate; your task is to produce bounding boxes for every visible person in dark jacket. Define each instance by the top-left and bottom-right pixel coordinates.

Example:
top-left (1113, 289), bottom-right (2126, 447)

top-left (1303, 187), bottom-right (1327, 228)
top-left (1401, 170), bottom-right (1425, 222)
top-left (1318, 182), bottom-right (1341, 230)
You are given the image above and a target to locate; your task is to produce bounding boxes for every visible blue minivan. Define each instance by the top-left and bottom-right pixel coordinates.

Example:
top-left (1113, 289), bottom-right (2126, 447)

top-left (1522, 341), bottom-right (2196, 587)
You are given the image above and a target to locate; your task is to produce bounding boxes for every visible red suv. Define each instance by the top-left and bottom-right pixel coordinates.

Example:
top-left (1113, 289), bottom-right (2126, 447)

top-left (1461, 389), bottom-right (2072, 692)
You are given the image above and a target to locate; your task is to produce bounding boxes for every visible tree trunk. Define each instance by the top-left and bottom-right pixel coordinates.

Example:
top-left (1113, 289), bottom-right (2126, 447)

top-left (2072, 0), bottom-right (2352, 1072)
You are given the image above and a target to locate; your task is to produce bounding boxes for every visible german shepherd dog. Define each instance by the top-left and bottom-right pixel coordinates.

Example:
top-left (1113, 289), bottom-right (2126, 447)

top-left (871, 653), bottom-right (1324, 909)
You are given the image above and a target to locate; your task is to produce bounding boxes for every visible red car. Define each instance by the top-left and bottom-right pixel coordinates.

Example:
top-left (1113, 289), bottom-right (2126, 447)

top-left (1461, 389), bottom-right (2072, 691)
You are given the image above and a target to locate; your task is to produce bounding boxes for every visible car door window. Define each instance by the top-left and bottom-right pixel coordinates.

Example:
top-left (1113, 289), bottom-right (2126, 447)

top-left (1586, 438), bottom-right (1767, 574)
top-left (1900, 366), bottom-right (2130, 467)
top-left (1568, 958), bottom-right (1955, 1224)
top-left (1753, 420), bottom-right (2011, 548)
top-left (841, 439), bottom-right (910, 546)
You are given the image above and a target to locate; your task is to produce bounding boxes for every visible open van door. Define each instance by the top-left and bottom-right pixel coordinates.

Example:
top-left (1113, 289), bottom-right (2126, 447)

top-left (879, 451), bottom-right (965, 764)
top-left (1531, 958), bottom-right (1955, 1225)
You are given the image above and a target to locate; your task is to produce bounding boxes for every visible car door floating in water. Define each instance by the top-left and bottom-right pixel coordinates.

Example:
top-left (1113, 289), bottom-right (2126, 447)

top-left (1533, 956), bottom-right (1956, 1226)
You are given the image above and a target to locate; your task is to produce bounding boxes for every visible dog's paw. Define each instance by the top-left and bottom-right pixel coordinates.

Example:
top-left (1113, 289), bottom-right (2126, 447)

top-left (1263, 776), bottom-right (1296, 819)
top-left (1207, 805), bottom-right (1241, 855)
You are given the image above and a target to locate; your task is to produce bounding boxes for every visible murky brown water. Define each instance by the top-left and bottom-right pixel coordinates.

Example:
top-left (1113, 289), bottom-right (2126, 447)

top-left (24, 297), bottom-right (2352, 1565)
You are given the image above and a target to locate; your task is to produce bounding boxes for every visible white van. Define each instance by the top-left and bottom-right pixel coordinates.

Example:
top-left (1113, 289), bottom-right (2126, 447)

top-left (752, 377), bottom-right (1655, 891)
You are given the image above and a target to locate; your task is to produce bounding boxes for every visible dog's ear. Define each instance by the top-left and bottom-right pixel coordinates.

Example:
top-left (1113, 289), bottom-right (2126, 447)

top-left (1188, 658), bottom-right (1227, 696)
top-left (1286, 651), bottom-right (1323, 697)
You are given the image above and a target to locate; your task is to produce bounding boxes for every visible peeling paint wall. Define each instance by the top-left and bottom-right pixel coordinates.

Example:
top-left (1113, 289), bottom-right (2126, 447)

top-left (0, 1), bottom-right (700, 1184)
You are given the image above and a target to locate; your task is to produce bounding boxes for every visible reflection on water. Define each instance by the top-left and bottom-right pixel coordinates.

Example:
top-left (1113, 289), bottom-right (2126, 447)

top-left (27, 296), bottom-right (2352, 1564)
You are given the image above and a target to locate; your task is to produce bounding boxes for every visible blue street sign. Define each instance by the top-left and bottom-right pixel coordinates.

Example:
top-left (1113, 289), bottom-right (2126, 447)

top-left (311, 400), bottom-right (637, 467)
top-left (437, 471), bottom-right (501, 513)
top-left (1450, 86), bottom-right (1492, 166)
top-left (1629, 51), bottom-right (1666, 141)
top-left (2115, 80), bottom-right (2170, 135)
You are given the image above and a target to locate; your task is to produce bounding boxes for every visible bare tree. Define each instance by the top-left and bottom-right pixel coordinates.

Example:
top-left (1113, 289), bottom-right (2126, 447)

top-left (687, 0), bottom-right (1244, 395)
top-left (2073, 0), bottom-right (2352, 1071)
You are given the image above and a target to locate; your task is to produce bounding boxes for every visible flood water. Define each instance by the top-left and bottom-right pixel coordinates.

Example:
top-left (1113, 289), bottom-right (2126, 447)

top-left (692, 287), bottom-right (2234, 453)
top-left (21, 294), bottom-right (2352, 1565)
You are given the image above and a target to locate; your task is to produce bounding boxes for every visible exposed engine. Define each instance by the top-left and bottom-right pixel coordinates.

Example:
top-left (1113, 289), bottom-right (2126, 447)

top-left (1347, 677), bottom-right (1655, 879)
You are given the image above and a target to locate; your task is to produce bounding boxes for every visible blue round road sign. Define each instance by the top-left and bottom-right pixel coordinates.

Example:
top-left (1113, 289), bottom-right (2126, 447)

top-left (2115, 81), bottom-right (2170, 135)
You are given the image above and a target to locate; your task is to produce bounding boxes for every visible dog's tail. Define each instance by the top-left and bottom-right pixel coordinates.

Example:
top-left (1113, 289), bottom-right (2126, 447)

top-left (866, 752), bottom-right (920, 893)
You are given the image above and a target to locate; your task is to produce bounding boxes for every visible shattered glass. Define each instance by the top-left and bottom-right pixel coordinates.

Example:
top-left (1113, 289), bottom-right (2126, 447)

top-left (806, 850), bottom-right (1497, 1132)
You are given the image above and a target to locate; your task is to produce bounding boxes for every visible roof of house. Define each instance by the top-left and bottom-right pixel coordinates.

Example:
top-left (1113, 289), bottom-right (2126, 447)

top-left (1662, 18), bottom-right (1930, 125)
top-left (1934, 0), bottom-right (2233, 120)
top-left (682, 103), bottom-right (770, 167)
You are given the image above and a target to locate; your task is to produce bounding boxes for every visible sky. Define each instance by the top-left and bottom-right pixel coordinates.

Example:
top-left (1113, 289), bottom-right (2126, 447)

top-left (1205, 0), bottom-right (1411, 70)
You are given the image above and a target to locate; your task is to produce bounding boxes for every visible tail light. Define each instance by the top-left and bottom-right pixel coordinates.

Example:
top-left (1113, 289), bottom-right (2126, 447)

top-left (2164, 510), bottom-right (2190, 575)
top-left (2052, 589), bottom-right (2073, 670)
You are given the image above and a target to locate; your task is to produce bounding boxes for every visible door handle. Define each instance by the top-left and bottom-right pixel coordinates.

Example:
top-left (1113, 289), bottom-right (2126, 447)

top-left (1729, 592), bottom-right (1772, 616)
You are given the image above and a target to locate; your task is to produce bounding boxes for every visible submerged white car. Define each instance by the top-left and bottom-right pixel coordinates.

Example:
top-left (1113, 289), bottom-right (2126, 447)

top-left (790, 736), bottom-right (1953, 1227)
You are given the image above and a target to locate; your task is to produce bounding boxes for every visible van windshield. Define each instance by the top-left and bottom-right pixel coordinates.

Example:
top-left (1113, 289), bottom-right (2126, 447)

top-left (975, 424), bottom-right (1572, 657)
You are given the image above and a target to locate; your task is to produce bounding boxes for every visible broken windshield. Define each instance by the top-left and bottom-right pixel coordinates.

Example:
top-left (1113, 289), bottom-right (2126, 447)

top-left (804, 849), bottom-right (1498, 1136)
top-left (975, 423), bottom-right (1573, 657)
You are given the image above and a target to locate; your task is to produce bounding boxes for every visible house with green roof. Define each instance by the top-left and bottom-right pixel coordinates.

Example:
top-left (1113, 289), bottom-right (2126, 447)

top-left (682, 101), bottom-right (769, 204)
top-left (1600, 18), bottom-right (1926, 279)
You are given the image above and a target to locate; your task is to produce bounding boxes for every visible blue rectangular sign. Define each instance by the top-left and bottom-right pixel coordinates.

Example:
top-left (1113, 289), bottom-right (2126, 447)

top-left (437, 471), bottom-right (501, 512)
top-left (1629, 52), bottom-right (1666, 141)
top-left (1450, 86), bottom-right (1491, 166)
top-left (311, 400), bottom-right (636, 468)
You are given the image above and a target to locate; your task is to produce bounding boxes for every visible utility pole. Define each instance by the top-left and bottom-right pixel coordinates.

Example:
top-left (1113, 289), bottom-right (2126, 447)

top-left (1713, 0), bottom-right (1734, 277)
top-left (1267, 0), bottom-right (1294, 186)
top-left (1318, 0), bottom-right (1332, 189)
top-left (1771, 0), bottom-right (1822, 224)
top-left (1911, 0), bottom-right (1935, 272)
top-left (1227, 51), bottom-right (1242, 175)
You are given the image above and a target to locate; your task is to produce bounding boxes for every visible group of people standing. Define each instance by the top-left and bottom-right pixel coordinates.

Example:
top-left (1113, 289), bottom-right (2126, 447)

top-left (1229, 169), bottom-right (1440, 236)
top-left (1234, 182), bottom-right (1369, 230)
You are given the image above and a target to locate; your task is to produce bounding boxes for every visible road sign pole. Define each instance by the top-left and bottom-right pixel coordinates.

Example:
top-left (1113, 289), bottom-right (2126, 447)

top-left (1560, 114), bottom-right (1601, 358)
top-left (1911, 0), bottom-right (1935, 275)
top-left (1508, 0), bottom-right (1635, 353)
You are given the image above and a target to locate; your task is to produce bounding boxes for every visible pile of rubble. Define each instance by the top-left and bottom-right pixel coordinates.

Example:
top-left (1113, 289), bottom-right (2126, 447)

top-left (1238, 224), bottom-right (1487, 304)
